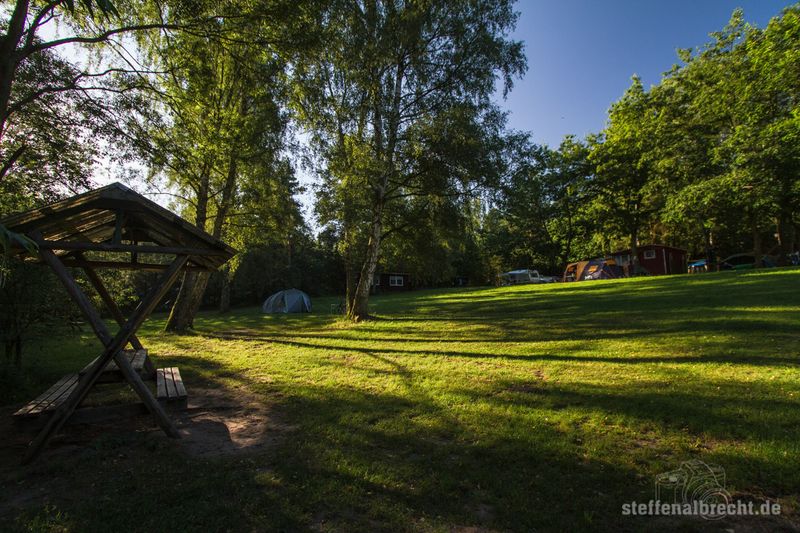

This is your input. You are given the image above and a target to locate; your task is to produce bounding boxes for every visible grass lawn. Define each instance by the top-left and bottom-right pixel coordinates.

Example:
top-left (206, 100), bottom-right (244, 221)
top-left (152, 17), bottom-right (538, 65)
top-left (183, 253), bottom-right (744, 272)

top-left (2, 268), bottom-right (800, 531)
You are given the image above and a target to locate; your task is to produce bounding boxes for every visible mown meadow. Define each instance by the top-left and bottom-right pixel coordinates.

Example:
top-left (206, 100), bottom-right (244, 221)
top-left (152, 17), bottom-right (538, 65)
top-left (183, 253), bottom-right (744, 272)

top-left (2, 268), bottom-right (799, 531)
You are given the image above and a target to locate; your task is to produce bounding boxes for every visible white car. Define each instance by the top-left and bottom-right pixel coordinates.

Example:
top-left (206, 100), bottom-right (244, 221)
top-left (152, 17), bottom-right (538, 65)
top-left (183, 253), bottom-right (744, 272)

top-left (500, 269), bottom-right (556, 285)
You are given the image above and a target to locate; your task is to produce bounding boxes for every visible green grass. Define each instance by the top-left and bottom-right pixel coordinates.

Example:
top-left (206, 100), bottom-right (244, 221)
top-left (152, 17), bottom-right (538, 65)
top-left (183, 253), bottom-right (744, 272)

top-left (2, 268), bottom-right (800, 531)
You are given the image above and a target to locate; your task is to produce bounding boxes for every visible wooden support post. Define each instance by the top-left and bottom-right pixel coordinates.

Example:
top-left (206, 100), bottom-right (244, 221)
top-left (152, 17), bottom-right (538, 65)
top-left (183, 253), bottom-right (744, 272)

top-left (112, 209), bottom-right (125, 244)
top-left (23, 250), bottom-right (188, 463)
top-left (78, 256), bottom-right (156, 377)
top-left (76, 254), bottom-right (144, 351)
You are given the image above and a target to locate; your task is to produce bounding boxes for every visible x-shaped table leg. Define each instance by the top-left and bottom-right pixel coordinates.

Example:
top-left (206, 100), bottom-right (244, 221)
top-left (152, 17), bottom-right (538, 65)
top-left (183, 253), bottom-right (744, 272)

top-left (23, 249), bottom-right (188, 463)
top-left (75, 253), bottom-right (156, 377)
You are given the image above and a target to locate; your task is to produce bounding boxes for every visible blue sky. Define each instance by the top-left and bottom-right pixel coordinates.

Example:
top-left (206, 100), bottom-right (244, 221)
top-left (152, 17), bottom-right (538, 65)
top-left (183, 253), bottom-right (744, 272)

top-left (499, 0), bottom-right (795, 148)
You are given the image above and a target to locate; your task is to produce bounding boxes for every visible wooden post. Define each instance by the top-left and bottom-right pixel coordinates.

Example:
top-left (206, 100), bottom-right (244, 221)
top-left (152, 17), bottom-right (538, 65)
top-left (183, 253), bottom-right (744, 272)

top-left (76, 254), bottom-right (144, 351)
top-left (78, 258), bottom-right (156, 377)
top-left (23, 250), bottom-right (188, 463)
top-left (112, 209), bottom-right (125, 244)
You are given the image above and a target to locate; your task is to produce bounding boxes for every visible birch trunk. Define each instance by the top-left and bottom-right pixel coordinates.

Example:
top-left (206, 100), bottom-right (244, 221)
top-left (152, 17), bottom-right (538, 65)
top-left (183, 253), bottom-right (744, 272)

top-left (348, 208), bottom-right (383, 321)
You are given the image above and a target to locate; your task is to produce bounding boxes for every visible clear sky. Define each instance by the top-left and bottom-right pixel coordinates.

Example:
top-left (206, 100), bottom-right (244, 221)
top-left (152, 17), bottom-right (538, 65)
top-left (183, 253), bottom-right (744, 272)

top-left (499, 0), bottom-right (795, 148)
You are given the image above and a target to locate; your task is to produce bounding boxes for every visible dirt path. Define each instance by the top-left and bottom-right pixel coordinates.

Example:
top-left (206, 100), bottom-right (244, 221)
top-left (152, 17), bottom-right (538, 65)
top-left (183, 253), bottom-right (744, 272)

top-left (0, 384), bottom-right (288, 522)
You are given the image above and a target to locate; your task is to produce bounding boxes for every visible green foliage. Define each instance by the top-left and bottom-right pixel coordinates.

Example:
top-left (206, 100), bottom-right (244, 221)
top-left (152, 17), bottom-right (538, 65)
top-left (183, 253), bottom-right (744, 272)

top-left (293, 0), bottom-right (526, 317)
top-left (63, 0), bottom-right (120, 19)
top-left (483, 136), bottom-right (597, 275)
top-left (588, 76), bottom-right (662, 262)
top-left (0, 46), bottom-right (105, 209)
top-left (491, 6), bottom-right (800, 271)
top-left (0, 261), bottom-right (77, 369)
top-left (644, 6), bottom-right (799, 260)
top-left (0, 225), bottom-right (37, 288)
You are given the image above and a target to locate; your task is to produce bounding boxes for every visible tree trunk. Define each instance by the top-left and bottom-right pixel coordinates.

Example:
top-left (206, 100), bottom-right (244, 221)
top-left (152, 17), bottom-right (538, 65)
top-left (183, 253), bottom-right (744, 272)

top-left (776, 204), bottom-right (794, 266)
top-left (561, 211), bottom-right (573, 267)
top-left (163, 142), bottom-right (239, 332)
top-left (219, 265), bottom-right (231, 313)
top-left (752, 219), bottom-right (763, 268)
top-left (629, 228), bottom-right (639, 275)
top-left (164, 271), bottom-right (198, 332)
top-left (0, 0), bottom-right (29, 140)
top-left (186, 271), bottom-right (211, 318)
top-left (702, 226), bottom-right (715, 271)
top-left (182, 153), bottom-right (238, 322)
top-left (164, 174), bottom-right (208, 332)
top-left (342, 216), bottom-right (359, 313)
top-left (348, 209), bottom-right (383, 321)
top-left (345, 259), bottom-right (357, 313)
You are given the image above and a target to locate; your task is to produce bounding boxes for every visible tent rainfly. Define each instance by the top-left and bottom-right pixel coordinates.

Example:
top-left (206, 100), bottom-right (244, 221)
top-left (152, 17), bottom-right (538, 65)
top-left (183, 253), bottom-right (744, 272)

top-left (262, 289), bottom-right (312, 313)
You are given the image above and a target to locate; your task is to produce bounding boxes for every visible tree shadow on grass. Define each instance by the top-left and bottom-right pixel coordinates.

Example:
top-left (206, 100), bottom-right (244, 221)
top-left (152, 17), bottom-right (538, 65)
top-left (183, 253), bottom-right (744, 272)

top-left (4, 342), bottom-right (797, 531)
top-left (458, 378), bottom-right (800, 454)
top-left (253, 381), bottom-right (798, 531)
top-left (193, 332), bottom-right (800, 368)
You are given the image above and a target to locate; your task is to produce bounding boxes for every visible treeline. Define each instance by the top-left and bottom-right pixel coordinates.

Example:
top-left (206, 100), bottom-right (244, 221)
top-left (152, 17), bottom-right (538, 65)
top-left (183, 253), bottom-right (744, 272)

top-left (1, 3), bottom-right (799, 343)
top-left (2, 0), bottom-right (527, 324)
top-left (412, 7), bottom-right (800, 280)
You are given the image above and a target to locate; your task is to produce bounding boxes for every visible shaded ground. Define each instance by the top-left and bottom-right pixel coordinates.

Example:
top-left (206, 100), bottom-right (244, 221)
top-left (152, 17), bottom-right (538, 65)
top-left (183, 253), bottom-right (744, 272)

top-left (1, 268), bottom-right (800, 531)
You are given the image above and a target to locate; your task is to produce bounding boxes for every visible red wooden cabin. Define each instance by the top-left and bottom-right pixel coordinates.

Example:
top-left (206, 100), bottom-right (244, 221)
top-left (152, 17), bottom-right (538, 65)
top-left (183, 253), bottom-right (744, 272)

top-left (611, 244), bottom-right (687, 275)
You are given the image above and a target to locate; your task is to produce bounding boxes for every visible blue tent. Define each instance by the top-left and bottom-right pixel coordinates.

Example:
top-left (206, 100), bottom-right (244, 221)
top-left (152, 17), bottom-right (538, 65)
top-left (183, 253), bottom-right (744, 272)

top-left (262, 289), bottom-right (312, 313)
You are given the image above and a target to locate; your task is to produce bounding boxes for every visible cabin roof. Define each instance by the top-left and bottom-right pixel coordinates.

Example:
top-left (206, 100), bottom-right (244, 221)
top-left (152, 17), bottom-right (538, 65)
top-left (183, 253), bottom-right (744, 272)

top-left (611, 244), bottom-right (687, 255)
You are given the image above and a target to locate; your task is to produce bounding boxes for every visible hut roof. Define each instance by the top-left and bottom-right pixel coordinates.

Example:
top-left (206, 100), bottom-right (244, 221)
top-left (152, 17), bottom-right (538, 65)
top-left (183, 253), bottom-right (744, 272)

top-left (1, 182), bottom-right (235, 271)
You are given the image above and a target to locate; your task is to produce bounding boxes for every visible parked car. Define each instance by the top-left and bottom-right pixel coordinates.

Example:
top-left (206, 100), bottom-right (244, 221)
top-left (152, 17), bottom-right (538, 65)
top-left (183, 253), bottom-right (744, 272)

top-left (499, 269), bottom-right (556, 285)
top-left (720, 253), bottom-right (776, 270)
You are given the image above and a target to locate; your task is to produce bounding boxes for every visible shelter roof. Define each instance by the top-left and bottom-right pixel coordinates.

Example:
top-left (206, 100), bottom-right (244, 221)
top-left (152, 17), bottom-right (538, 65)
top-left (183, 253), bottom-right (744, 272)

top-left (1, 182), bottom-right (236, 271)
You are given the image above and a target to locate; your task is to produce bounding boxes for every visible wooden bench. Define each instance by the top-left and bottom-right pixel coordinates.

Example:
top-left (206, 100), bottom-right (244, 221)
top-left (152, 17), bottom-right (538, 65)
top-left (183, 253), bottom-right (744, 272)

top-left (156, 367), bottom-right (187, 408)
top-left (80, 349), bottom-right (154, 383)
top-left (14, 374), bottom-right (79, 419)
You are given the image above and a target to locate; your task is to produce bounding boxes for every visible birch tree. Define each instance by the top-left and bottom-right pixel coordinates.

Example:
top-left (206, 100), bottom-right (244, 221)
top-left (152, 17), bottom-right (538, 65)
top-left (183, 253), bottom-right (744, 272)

top-left (295, 0), bottom-right (525, 320)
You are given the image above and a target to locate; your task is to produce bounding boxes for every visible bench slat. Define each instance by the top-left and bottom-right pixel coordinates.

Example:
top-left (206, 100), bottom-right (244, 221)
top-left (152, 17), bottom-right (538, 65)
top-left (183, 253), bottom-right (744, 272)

top-left (80, 349), bottom-right (149, 375)
top-left (156, 367), bottom-right (187, 404)
top-left (131, 349), bottom-right (146, 370)
top-left (35, 374), bottom-right (79, 414)
top-left (25, 374), bottom-right (72, 409)
top-left (15, 374), bottom-right (79, 418)
top-left (172, 368), bottom-right (187, 398)
top-left (156, 368), bottom-right (167, 398)
top-left (17, 374), bottom-right (74, 416)
top-left (165, 367), bottom-right (178, 398)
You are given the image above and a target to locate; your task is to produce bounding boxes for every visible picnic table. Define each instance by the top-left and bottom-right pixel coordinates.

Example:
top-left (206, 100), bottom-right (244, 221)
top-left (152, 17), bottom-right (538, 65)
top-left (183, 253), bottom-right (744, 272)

top-left (2, 183), bottom-right (235, 462)
top-left (13, 349), bottom-right (187, 421)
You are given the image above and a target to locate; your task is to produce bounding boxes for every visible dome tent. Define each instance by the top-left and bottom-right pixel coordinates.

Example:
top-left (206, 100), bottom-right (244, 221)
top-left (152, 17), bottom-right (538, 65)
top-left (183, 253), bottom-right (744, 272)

top-left (262, 289), bottom-right (312, 314)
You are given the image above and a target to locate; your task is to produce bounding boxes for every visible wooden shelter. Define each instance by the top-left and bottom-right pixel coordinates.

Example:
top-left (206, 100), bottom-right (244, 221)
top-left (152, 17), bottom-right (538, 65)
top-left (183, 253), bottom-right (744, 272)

top-left (1, 183), bottom-right (235, 462)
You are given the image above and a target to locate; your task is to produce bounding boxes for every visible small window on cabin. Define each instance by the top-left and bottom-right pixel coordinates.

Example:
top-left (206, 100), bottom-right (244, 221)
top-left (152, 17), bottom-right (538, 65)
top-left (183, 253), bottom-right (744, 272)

top-left (643, 250), bottom-right (657, 260)
top-left (389, 275), bottom-right (404, 287)
top-left (373, 274), bottom-right (380, 286)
